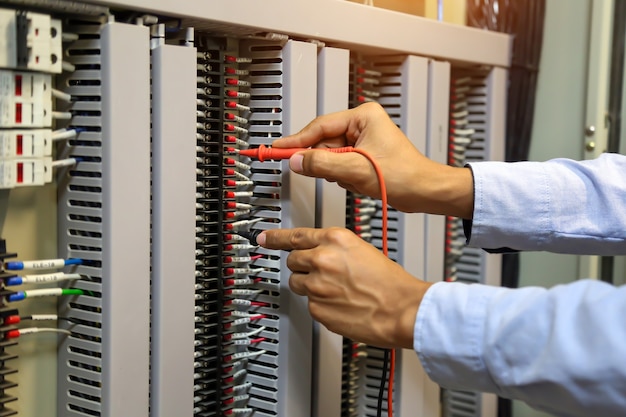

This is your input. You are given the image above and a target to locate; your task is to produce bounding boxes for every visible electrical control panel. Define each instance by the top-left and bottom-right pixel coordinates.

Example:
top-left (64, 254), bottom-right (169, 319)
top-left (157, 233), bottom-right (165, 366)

top-left (0, 1), bottom-right (509, 416)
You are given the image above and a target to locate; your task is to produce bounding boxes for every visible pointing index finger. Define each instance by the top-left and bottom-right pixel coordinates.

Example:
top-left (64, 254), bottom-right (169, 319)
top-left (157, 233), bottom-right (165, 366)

top-left (258, 228), bottom-right (323, 251)
top-left (271, 110), bottom-right (352, 148)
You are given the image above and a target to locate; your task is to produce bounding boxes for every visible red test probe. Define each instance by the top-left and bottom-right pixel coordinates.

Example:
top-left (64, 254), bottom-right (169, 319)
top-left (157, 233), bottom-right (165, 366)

top-left (237, 144), bottom-right (355, 161)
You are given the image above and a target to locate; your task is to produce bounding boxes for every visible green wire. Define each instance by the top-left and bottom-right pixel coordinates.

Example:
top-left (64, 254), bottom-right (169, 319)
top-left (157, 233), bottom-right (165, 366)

top-left (22, 289), bottom-right (85, 298)
top-left (62, 289), bottom-right (85, 296)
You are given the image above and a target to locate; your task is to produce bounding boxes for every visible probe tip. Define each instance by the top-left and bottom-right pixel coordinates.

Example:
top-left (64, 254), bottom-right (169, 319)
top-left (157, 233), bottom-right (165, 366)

top-left (234, 230), bottom-right (263, 246)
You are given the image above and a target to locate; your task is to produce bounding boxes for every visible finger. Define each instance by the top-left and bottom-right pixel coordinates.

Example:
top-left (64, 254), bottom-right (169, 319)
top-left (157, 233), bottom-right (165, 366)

top-left (291, 149), bottom-right (373, 183)
top-left (285, 249), bottom-right (317, 273)
top-left (258, 227), bottom-right (323, 250)
top-left (289, 272), bottom-right (309, 296)
top-left (272, 110), bottom-right (354, 148)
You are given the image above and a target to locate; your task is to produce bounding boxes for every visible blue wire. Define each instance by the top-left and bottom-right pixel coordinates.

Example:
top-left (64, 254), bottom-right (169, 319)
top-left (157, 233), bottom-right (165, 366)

top-left (4, 258), bottom-right (83, 270)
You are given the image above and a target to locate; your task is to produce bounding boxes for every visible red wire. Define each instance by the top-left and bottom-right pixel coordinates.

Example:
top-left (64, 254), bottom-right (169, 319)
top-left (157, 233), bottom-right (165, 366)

top-left (350, 148), bottom-right (394, 417)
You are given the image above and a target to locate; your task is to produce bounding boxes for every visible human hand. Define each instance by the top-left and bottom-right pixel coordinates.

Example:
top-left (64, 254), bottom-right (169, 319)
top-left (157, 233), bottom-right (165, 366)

top-left (257, 227), bottom-right (433, 349)
top-left (272, 102), bottom-right (473, 217)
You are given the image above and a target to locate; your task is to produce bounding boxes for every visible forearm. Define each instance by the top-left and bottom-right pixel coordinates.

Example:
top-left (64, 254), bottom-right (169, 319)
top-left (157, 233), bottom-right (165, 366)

top-left (414, 164), bottom-right (474, 219)
top-left (467, 153), bottom-right (626, 254)
top-left (415, 280), bottom-right (626, 417)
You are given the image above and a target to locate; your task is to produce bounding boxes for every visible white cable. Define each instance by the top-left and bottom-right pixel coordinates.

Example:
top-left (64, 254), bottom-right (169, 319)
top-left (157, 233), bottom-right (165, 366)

top-left (62, 33), bottom-right (79, 42)
top-left (20, 288), bottom-right (64, 298)
top-left (52, 111), bottom-right (72, 120)
top-left (51, 158), bottom-right (79, 168)
top-left (52, 128), bottom-right (78, 141)
top-left (226, 289), bottom-right (263, 296)
top-left (453, 86), bottom-right (471, 94)
top-left (51, 88), bottom-right (72, 102)
top-left (226, 125), bottom-right (248, 134)
top-left (233, 382), bottom-right (253, 392)
top-left (224, 278), bottom-right (257, 286)
top-left (226, 191), bottom-right (253, 198)
top-left (227, 326), bottom-right (266, 340)
top-left (451, 136), bottom-right (472, 145)
top-left (450, 144), bottom-right (470, 152)
top-left (225, 267), bottom-right (264, 275)
top-left (229, 137), bottom-right (250, 148)
top-left (20, 272), bottom-right (81, 284)
top-left (229, 218), bottom-right (264, 228)
top-left (27, 314), bottom-right (58, 321)
top-left (62, 61), bottom-right (76, 72)
top-left (227, 114), bottom-right (249, 124)
top-left (355, 207), bottom-right (377, 215)
top-left (454, 76), bottom-right (472, 85)
top-left (232, 181), bottom-right (253, 187)
top-left (227, 102), bottom-right (251, 111)
top-left (227, 350), bottom-right (266, 361)
top-left (14, 328), bottom-right (71, 336)
top-left (226, 159), bottom-right (251, 171)
top-left (451, 110), bottom-right (469, 118)
top-left (450, 128), bottom-right (475, 136)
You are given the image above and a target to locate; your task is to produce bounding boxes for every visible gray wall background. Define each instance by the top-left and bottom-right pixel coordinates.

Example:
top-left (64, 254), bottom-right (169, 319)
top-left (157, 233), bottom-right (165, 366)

top-left (515, 0), bottom-right (612, 416)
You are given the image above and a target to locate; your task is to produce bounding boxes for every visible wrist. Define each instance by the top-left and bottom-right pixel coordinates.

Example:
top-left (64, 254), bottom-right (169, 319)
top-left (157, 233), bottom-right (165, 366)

top-left (395, 280), bottom-right (433, 349)
top-left (411, 164), bottom-right (474, 218)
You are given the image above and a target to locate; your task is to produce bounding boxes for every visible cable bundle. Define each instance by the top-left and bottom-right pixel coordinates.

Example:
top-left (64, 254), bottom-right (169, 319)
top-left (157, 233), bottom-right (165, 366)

top-left (219, 49), bottom-right (266, 417)
top-left (193, 41), bottom-right (228, 415)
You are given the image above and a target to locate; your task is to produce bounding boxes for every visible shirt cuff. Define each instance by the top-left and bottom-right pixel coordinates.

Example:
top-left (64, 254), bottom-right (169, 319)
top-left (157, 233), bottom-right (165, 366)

top-left (466, 160), bottom-right (552, 251)
top-left (413, 281), bottom-right (501, 393)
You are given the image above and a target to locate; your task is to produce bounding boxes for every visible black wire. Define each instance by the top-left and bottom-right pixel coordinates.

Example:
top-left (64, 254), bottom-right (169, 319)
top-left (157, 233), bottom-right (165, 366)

top-left (376, 349), bottom-right (390, 417)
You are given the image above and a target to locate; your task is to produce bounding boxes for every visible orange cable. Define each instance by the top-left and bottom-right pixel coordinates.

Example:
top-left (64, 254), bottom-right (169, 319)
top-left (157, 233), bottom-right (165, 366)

top-left (350, 148), bottom-right (394, 417)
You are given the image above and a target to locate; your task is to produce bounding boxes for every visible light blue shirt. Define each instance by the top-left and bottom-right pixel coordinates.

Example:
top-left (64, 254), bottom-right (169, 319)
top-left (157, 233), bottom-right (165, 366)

top-left (414, 153), bottom-right (626, 417)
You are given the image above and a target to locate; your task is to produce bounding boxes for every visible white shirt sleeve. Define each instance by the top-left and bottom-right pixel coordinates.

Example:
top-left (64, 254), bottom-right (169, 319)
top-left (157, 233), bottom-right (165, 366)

top-left (414, 153), bottom-right (626, 416)
top-left (467, 153), bottom-right (626, 255)
top-left (415, 280), bottom-right (626, 417)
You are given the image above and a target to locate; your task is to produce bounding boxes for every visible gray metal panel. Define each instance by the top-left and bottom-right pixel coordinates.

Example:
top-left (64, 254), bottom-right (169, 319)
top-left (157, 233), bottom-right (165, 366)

top-left (314, 46), bottom-right (349, 417)
top-left (397, 55), bottom-right (429, 282)
top-left (395, 55), bottom-right (442, 417)
top-left (81, 0), bottom-right (511, 67)
top-left (55, 19), bottom-right (150, 417)
top-left (424, 59), bottom-right (450, 286)
top-left (150, 42), bottom-right (198, 417)
top-left (316, 46), bottom-right (349, 229)
top-left (100, 22), bottom-right (151, 417)
top-left (279, 39), bottom-right (317, 417)
top-left (350, 54), bottom-right (436, 417)
top-left (241, 37), bottom-right (317, 416)
top-left (442, 65), bottom-right (506, 417)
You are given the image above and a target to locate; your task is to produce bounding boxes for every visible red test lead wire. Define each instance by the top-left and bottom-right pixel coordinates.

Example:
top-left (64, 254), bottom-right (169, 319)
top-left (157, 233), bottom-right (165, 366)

top-left (242, 144), bottom-right (393, 416)
top-left (237, 144), bottom-right (355, 162)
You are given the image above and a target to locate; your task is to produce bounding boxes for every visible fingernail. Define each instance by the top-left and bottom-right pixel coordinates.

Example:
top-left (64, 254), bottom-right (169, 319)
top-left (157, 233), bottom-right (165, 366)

top-left (290, 153), bottom-right (304, 173)
top-left (256, 231), bottom-right (267, 247)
